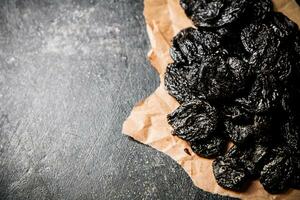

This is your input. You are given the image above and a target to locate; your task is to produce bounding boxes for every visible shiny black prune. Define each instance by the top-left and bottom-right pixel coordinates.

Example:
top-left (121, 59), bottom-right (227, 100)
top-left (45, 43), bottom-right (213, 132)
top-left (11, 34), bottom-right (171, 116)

top-left (212, 156), bottom-right (250, 191)
top-left (280, 114), bottom-right (300, 155)
top-left (224, 115), bottom-right (272, 145)
top-left (197, 54), bottom-right (250, 100)
top-left (267, 12), bottom-right (299, 40)
top-left (245, 0), bottom-right (272, 23)
top-left (180, 0), bottom-right (248, 27)
top-left (170, 27), bottom-right (221, 64)
top-left (164, 62), bottom-right (201, 103)
top-left (227, 145), bottom-right (269, 177)
top-left (191, 136), bottom-right (226, 158)
top-left (241, 23), bottom-right (280, 62)
top-left (235, 75), bottom-right (282, 113)
top-left (221, 105), bottom-right (253, 125)
top-left (165, 53), bottom-right (250, 102)
top-left (290, 156), bottom-right (300, 189)
top-left (260, 148), bottom-right (294, 194)
top-left (167, 100), bottom-right (218, 142)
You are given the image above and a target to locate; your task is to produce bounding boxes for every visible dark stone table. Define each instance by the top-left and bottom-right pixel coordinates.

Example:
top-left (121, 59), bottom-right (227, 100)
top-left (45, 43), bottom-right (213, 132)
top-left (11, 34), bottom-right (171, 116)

top-left (0, 0), bottom-right (236, 199)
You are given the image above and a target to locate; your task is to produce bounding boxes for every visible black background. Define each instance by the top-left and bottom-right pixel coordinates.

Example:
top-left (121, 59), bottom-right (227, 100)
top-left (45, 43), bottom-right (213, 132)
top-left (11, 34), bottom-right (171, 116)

top-left (0, 0), bottom-right (236, 199)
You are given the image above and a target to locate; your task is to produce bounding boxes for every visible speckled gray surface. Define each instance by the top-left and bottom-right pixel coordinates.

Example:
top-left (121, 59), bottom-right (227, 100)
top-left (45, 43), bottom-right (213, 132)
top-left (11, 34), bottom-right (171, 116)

top-left (0, 0), bottom-right (237, 199)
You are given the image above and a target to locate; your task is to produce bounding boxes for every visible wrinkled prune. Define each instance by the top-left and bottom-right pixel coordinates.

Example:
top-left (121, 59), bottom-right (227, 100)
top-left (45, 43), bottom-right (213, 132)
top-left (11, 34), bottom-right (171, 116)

top-left (241, 23), bottom-right (279, 55)
top-left (227, 145), bottom-right (269, 177)
top-left (260, 150), bottom-right (293, 194)
top-left (170, 27), bottom-right (221, 64)
top-left (167, 100), bottom-right (218, 142)
top-left (290, 156), bottom-right (300, 189)
top-left (280, 114), bottom-right (300, 154)
top-left (180, 0), bottom-right (248, 27)
top-left (221, 105), bottom-right (253, 125)
top-left (213, 156), bottom-right (249, 191)
top-left (224, 115), bottom-right (272, 145)
top-left (197, 54), bottom-right (250, 100)
top-left (268, 12), bottom-right (299, 40)
top-left (244, 0), bottom-right (272, 23)
top-left (164, 62), bottom-right (200, 103)
top-left (235, 75), bottom-right (282, 113)
top-left (191, 136), bottom-right (226, 158)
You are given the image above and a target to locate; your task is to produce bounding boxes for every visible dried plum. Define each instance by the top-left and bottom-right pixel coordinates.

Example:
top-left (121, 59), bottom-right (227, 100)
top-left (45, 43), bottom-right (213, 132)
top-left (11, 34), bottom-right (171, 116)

top-left (213, 156), bottom-right (250, 191)
top-left (180, 0), bottom-right (248, 27)
top-left (227, 145), bottom-right (270, 177)
top-left (290, 156), bottom-right (300, 189)
top-left (260, 149), bottom-right (293, 194)
top-left (267, 12), bottom-right (299, 40)
top-left (224, 115), bottom-right (272, 145)
top-left (280, 114), bottom-right (300, 154)
top-left (235, 75), bottom-right (282, 113)
top-left (191, 136), bottom-right (226, 158)
top-left (170, 27), bottom-right (221, 64)
top-left (244, 0), bottom-right (272, 23)
top-left (167, 100), bottom-right (218, 142)
top-left (197, 54), bottom-right (250, 100)
top-left (164, 62), bottom-right (201, 103)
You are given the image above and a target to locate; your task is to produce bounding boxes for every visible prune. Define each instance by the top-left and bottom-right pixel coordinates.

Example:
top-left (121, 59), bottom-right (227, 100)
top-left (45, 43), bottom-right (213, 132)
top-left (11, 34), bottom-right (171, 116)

top-left (235, 75), bottom-right (282, 113)
top-left (221, 105), bottom-right (253, 125)
top-left (224, 115), bottom-right (272, 145)
top-left (244, 0), bottom-right (272, 23)
top-left (167, 100), bottom-right (218, 142)
top-left (290, 156), bottom-right (300, 189)
top-left (197, 54), bottom-right (250, 100)
top-left (213, 156), bottom-right (250, 191)
top-left (191, 136), bottom-right (226, 158)
top-left (267, 12), bottom-right (299, 40)
top-left (271, 51), bottom-right (293, 82)
top-left (164, 62), bottom-right (201, 103)
top-left (260, 149), bottom-right (293, 194)
top-left (241, 23), bottom-right (280, 57)
top-left (180, 0), bottom-right (248, 27)
top-left (165, 53), bottom-right (250, 102)
top-left (280, 114), bottom-right (300, 154)
top-left (227, 145), bottom-right (269, 177)
top-left (170, 27), bottom-right (221, 64)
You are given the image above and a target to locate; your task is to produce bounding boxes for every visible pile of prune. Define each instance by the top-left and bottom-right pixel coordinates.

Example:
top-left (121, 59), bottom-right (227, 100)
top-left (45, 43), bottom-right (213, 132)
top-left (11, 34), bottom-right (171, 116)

top-left (165, 0), bottom-right (300, 194)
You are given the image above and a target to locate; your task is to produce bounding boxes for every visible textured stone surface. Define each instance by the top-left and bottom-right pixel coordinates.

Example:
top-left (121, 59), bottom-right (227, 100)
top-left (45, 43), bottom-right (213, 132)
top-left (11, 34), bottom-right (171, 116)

top-left (0, 0), bottom-right (235, 199)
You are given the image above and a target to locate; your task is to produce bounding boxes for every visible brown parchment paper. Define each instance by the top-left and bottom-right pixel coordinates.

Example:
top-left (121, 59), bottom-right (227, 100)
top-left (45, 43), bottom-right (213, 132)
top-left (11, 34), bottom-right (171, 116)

top-left (123, 0), bottom-right (300, 199)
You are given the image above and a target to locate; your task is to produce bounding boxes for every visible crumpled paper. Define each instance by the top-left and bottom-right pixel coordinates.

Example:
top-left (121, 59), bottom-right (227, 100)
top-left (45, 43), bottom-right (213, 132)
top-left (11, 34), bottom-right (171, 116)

top-left (122, 0), bottom-right (300, 199)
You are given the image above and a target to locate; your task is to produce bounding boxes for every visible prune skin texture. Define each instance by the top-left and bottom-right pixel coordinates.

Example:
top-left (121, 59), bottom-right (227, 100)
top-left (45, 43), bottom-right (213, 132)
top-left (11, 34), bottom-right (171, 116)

top-left (213, 156), bottom-right (249, 191)
top-left (197, 54), bottom-right (250, 100)
top-left (180, 0), bottom-right (248, 27)
top-left (165, 53), bottom-right (250, 102)
top-left (224, 115), bottom-right (272, 145)
top-left (280, 114), bottom-right (300, 154)
top-left (260, 153), bottom-right (293, 194)
top-left (227, 145), bottom-right (269, 177)
top-left (191, 136), bottom-right (226, 158)
top-left (167, 100), bottom-right (218, 142)
top-left (245, 0), bottom-right (272, 23)
top-left (170, 27), bottom-right (221, 64)
top-left (290, 156), bottom-right (300, 189)
top-left (267, 12), bottom-right (299, 40)
top-left (164, 62), bottom-right (200, 104)
top-left (235, 75), bottom-right (282, 114)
